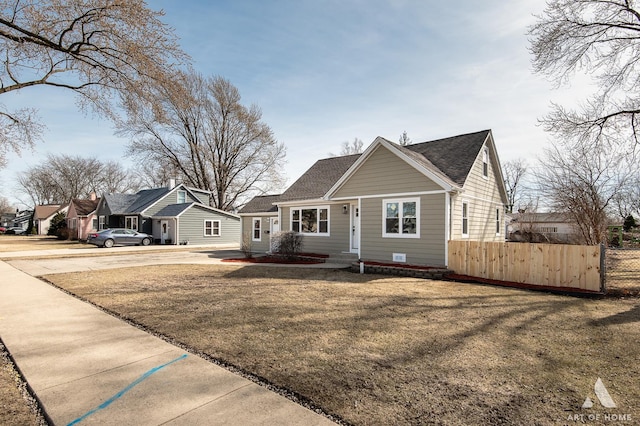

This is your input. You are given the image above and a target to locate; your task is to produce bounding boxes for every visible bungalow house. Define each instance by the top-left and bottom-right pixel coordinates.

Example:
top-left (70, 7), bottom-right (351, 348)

top-left (67, 195), bottom-right (100, 240)
top-left (34, 204), bottom-right (69, 235)
top-left (240, 129), bottom-right (508, 267)
top-left (95, 183), bottom-right (240, 245)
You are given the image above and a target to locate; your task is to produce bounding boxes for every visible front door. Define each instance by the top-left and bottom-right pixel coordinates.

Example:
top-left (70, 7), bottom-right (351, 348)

top-left (269, 217), bottom-right (280, 252)
top-left (351, 203), bottom-right (360, 252)
top-left (161, 220), bottom-right (169, 244)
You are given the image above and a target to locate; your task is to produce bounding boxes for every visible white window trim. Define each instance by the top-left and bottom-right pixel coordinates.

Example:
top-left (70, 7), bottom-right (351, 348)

top-left (290, 206), bottom-right (330, 236)
top-left (382, 197), bottom-right (420, 239)
top-left (98, 215), bottom-right (105, 230)
top-left (482, 148), bottom-right (489, 179)
top-left (252, 217), bottom-right (261, 241)
top-left (495, 207), bottom-right (501, 236)
top-left (462, 201), bottom-right (469, 238)
top-left (177, 190), bottom-right (187, 204)
top-left (204, 219), bottom-right (221, 237)
top-left (125, 216), bottom-right (138, 231)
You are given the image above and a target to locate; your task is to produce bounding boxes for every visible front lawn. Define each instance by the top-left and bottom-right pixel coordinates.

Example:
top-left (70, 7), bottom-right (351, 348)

top-left (44, 265), bottom-right (639, 425)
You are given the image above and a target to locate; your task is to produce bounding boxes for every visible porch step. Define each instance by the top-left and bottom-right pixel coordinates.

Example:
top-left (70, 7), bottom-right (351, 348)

top-left (327, 253), bottom-right (360, 265)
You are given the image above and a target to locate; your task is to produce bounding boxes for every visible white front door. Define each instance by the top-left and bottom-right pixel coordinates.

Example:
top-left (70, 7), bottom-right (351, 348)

top-left (269, 217), bottom-right (280, 252)
top-left (161, 220), bottom-right (169, 244)
top-left (351, 204), bottom-right (360, 252)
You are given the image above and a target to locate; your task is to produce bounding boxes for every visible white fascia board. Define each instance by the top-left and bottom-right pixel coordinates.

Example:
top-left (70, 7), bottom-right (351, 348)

top-left (276, 198), bottom-right (336, 208)
top-left (325, 136), bottom-right (458, 199)
top-left (324, 137), bottom-right (387, 199)
top-left (380, 139), bottom-right (456, 191)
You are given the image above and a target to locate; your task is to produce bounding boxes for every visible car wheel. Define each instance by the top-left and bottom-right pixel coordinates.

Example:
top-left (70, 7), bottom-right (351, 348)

top-left (103, 239), bottom-right (115, 248)
top-left (141, 237), bottom-right (151, 246)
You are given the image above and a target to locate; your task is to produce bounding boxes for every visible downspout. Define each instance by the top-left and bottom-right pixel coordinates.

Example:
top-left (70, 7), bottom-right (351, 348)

top-left (445, 192), bottom-right (452, 267)
top-left (174, 218), bottom-right (179, 245)
top-left (357, 197), bottom-right (362, 259)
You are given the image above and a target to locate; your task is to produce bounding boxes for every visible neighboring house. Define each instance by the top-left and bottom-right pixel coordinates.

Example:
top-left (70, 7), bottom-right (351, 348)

top-left (67, 195), bottom-right (101, 240)
top-left (240, 129), bottom-right (508, 267)
top-left (11, 210), bottom-right (33, 231)
top-left (1, 211), bottom-right (16, 227)
top-left (94, 183), bottom-right (240, 245)
top-left (508, 211), bottom-right (577, 244)
top-left (34, 204), bottom-right (69, 235)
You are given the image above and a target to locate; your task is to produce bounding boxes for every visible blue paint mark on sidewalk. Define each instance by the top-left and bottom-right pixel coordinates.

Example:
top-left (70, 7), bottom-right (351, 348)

top-left (67, 354), bottom-right (188, 426)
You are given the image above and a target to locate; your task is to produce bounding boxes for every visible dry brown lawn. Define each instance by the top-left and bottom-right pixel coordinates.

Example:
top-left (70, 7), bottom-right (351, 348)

top-left (0, 235), bottom-right (84, 252)
top-left (43, 265), bottom-right (640, 425)
top-left (607, 249), bottom-right (640, 297)
top-left (0, 342), bottom-right (46, 425)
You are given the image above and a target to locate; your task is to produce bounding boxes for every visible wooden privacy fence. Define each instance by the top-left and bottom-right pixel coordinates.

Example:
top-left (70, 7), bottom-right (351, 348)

top-left (448, 240), bottom-right (604, 293)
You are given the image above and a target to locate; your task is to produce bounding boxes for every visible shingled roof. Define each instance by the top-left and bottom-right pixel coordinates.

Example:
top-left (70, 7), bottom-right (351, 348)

top-left (71, 198), bottom-right (100, 216)
top-left (279, 154), bottom-right (361, 202)
top-left (125, 187), bottom-right (170, 214)
top-left (102, 193), bottom-right (138, 215)
top-left (401, 129), bottom-right (490, 186)
top-left (242, 130), bottom-right (495, 213)
top-left (239, 194), bottom-right (281, 214)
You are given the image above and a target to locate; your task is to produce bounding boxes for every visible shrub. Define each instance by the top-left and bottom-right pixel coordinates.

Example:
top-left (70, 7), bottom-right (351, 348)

top-left (47, 212), bottom-right (68, 240)
top-left (623, 215), bottom-right (637, 232)
top-left (272, 231), bottom-right (303, 259)
top-left (241, 234), bottom-right (253, 258)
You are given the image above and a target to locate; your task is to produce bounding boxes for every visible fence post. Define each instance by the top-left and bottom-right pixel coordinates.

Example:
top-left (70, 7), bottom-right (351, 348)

top-left (600, 243), bottom-right (606, 294)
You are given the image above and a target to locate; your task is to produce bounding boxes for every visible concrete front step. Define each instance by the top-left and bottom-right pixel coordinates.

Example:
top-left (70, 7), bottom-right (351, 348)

top-left (327, 253), bottom-right (360, 264)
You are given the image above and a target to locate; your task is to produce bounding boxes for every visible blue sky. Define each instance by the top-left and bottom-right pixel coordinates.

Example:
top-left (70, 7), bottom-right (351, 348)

top-left (2, 0), bottom-right (586, 207)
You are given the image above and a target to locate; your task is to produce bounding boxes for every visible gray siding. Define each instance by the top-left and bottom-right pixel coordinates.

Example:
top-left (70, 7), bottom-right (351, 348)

top-left (280, 202), bottom-right (352, 254)
top-left (144, 187), bottom-right (202, 217)
top-left (451, 143), bottom-right (504, 241)
top-left (360, 193), bottom-right (447, 266)
top-left (333, 145), bottom-right (442, 198)
top-left (241, 215), bottom-right (273, 254)
top-left (176, 205), bottom-right (240, 245)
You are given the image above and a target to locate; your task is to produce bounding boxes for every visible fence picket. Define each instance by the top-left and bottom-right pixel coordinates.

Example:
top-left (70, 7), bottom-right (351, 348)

top-left (448, 240), bottom-right (602, 292)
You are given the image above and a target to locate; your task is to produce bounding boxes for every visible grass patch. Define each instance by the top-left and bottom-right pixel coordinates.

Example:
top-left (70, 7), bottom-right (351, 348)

top-left (44, 265), bottom-right (639, 425)
top-left (0, 235), bottom-right (84, 252)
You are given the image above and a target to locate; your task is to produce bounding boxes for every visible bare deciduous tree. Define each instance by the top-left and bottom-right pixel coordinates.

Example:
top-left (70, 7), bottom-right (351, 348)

top-left (121, 71), bottom-right (286, 211)
top-left (612, 172), bottom-right (640, 221)
top-left (16, 154), bottom-right (137, 205)
top-left (399, 131), bottom-right (412, 146)
top-left (0, 0), bottom-right (187, 167)
top-left (502, 158), bottom-right (528, 213)
top-left (529, 0), bottom-right (640, 148)
top-left (0, 195), bottom-right (14, 213)
top-left (330, 138), bottom-right (364, 156)
top-left (535, 140), bottom-right (632, 245)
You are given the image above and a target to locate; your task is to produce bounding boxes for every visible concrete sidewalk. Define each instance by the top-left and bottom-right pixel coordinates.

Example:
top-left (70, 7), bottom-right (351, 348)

top-left (0, 261), bottom-right (336, 425)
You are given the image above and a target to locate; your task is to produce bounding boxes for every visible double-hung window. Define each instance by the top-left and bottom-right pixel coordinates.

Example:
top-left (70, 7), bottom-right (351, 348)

top-left (482, 148), bottom-right (489, 178)
top-left (177, 190), bottom-right (187, 204)
top-left (462, 201), bottom-right (469, 238)
top-left (98, 216), bottom-right (105, 230)
top-left (290, 207), bottom-right (329, 235)
top-left (125, 216), bottom-right (138, 231)
top-left (382, 198), bottom-right (420, 238)
top-left (204, 220), bottom-right (220, 236)
top-left (252, 218), bottom-right (261, 241)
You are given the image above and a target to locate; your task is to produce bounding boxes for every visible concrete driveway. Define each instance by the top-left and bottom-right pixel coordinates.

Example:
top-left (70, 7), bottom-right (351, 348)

top-left (6, 248), bottom-right (243, 276)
